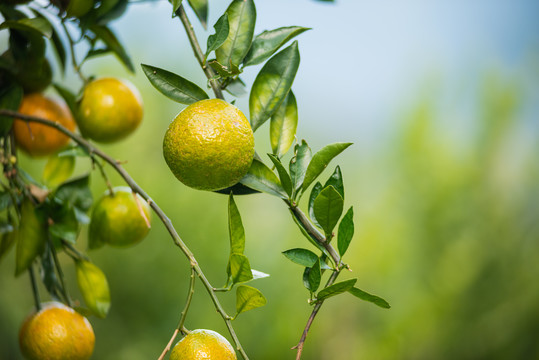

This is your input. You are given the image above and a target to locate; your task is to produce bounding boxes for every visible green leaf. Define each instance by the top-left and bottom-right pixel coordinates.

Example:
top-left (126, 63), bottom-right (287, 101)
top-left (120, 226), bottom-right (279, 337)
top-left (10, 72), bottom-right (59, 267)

top-left (229, 253), bottom-right (253, 285)
top-left (290, 140), bottom-right (312, 193)
top-left (243, 26), bottom-right (310, 67)
top-left (43, 155), bottom-right (75, 188)
top-left (228, 193), bottom-right (245, 255)
top-left (308, 259), bottom-right (322, 292)
top-left (53, 84), bottom-right (78, 119)
top-left (15, 200), bottom-right (47, 276)
top-left (215, 0), bottom-right (256, 69)
top-left (0, 192), bottom-right (13, 212)
top-left (141, 64), bottom-right (209, 105)
top-left (187, 0), bottom-right (208, 29)
top-left (205, 14), bottom-right (229, 60)
top-left (313, 185), bottom-right (344, 236)
top-left (249, 41), bottom-right (300, 131)
top-left (235, 285), bottom-right (266, 317)
top-left (240, 159), bottom-right (287, 199)
top-left (270, 90), bottom-right (298, 158)
top-left (224, 77), bottom-right (247, 97)
top-left (0, 84), bottom-right (23, 136)
top-left (0, 18), bottom-right (52, 38)
top-left (267, 154), bottom-right (292, 197)
top-left (348, 287), bottom-right (391, 309)
top-left (282, 248), bottom-right (318, 267)
top-left (302, 142), bottom-right (352, 192)
top-left (31, 9), bottom-right (67, 73)
top-left (317, 278), bottom-right (357, 301)
top-left (308, 182), bottom-right (323, 228)
top-left (338, 207), bottom-right (354, 256)
top-left (170, 0), bottom-right (183, 15)
top-left (90, 25), bottom-right (134, 73)
top-left (49, 207), bottom-right (79, 245)
top-left (54, 174), bottom-right (93, 212)
top-left (75, 260), bottom-right (111, 318)
top-left (0, 227), bottom-right (16, 263)
top-left (207, 59), bottom-right (241, 78)
top-left (325, 166), bottom-right (344, 199)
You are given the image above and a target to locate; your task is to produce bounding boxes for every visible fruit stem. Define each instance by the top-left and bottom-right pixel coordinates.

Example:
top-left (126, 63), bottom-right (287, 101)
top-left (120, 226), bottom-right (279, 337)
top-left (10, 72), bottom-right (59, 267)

top-left (28, 264), bottom-right (41, 311)
top-left (0, 109), bottom-right (250, 360)
top-left (176, 5), bottom-right (225, 100)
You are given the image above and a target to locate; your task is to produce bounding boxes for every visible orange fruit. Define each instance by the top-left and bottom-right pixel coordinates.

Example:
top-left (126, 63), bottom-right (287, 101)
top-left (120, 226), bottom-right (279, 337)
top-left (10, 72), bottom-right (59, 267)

top-left (77, 78), bottom-right (143, 143)
top-left (14, 94), bottom-right (76, 157)
top-left (19, 301), bottom-right (95, 360)
top-left (163, 99), bottom-right (255, 191)
top-left (88, 186), bottom-right (151, 248)
top-left (169, 329), bottom-right (237, 360)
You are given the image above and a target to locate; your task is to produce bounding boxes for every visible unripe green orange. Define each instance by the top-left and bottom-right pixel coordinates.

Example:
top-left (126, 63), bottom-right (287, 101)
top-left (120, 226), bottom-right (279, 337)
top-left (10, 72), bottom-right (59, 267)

top-left (88, 186), bottom-right (151, 248)
top-left (163, 99), bottom-right (255, 191)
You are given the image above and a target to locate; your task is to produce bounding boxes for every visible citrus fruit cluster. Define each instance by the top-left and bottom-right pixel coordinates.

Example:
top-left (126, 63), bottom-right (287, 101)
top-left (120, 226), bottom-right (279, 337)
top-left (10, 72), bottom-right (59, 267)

top-left (19, 302), bottom-right (95, 360)
top-left (13, 77), bottom-right (143, 155)
top-left (170, 329), bottom-right (237, 360)
top-left (163, 99), bottom-right (255, 191)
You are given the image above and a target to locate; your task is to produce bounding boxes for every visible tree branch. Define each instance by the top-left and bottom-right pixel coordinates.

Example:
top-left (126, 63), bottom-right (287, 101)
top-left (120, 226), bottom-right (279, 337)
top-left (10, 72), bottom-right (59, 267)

top-left (176, 5), bottom-right (224, 100)
top-left (0, 110), bottom-right (249, 360)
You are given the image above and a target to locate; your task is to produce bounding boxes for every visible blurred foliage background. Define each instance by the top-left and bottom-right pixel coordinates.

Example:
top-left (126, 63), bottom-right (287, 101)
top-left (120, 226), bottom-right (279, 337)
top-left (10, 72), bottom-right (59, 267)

top-left (1, 0), bottom-right (538, 359)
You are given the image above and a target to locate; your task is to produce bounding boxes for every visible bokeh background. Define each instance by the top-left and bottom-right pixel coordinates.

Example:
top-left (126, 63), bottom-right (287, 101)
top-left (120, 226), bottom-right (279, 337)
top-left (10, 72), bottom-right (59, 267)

top-left (1, 0), bottom-right (539, 359)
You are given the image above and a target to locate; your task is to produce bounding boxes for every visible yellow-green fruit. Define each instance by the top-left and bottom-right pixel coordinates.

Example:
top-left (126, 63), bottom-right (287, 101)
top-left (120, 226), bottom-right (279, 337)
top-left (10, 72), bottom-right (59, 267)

top-left (169, 329), bottom-right (236, 360)
top-left (88, 186), bottom-right (151, 248)
top-left (77, 78), bottom-right (143, 143)
top-left (19, 302), bottom-right (95, 360)
top-left (163, 99), bottom-right (255, 191)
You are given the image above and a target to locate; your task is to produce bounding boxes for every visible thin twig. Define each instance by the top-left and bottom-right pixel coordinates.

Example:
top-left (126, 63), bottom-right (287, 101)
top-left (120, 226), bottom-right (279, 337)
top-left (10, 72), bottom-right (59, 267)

top-left (0, 110), bottom-right (249, 360)
top-left (48, 237), bottom-right (73, 307)
top-left (158, 267), bottom-right (196, 360)
top-left (28, 265), bottom-right (41, 311)
top-left (60, 20), bottom-right (88, 84)
top-left (292, 270), bottom-right (341, 360)
top-left (176, 5), bottom-right (224, 100)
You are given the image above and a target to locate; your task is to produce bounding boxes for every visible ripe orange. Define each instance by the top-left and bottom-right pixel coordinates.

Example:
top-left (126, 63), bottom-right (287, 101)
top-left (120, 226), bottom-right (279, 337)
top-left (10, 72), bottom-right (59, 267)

top-left (13, 94), bottom-right (76, 157)
top-left (19, 302), bottom-right (95, 360)
top-left (169, 329), bottom-right (237, 360)
top-left (77, 78), bottom-right (143, 143)
top-left (163, 99), bottom-right (255, 191)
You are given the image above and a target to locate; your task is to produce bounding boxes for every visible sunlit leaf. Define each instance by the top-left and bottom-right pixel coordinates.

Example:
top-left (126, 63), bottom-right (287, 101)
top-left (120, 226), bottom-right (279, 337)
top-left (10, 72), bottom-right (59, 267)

top-left (235, 285), bottom-right (266, 317)
top-left (251, 269), bottom-right (270, 280)
top-left (141, 64), bottom-right (209, 105)
top-left (240, 159), bottom-right (287, 199)
top-left (290, 140), bottom-right (312, 192)
top-left (337, 207), bottom-right (354, 256)
top-left (270, 90), bottom-right (298, 158)
top-left (205, 14), bottom-right (229, 60)
top-left (228, 194), bottom-right (245, 255)
top-left (43, 155), bottom-right (75, 188)
top-left (249, 41), bottom-right (300, 131)
top-left (324, 166), bottom-right (344, 199)
top-left (187, 0), bottom-right (208, 29)
top-left (216, 0), bottom-right (256, 69)
top-left (229, 253), bottom-right (253, 285)
top-left (15, 200), bottom-right (47, 276)
top-left (302, 142), bottom-right (352, 192)
top-left (0, 84), bottom-right (23, 136)
top-left (317, 278), bottom-right (357, 301)
top-left (348, 287), bottom-right (391, 309)
top-left (313, 185), bottom-right (344, 236)
top-left (90, 25), bottom-right (134, 72)
top-left (75, 260), bottom-right (111, 318)
top-left (243, 26), bottom-right (310, 66)
top-left (268, 154), bottom-right (292, 197)
top-left (170, 0), bottom-right (183, 14)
